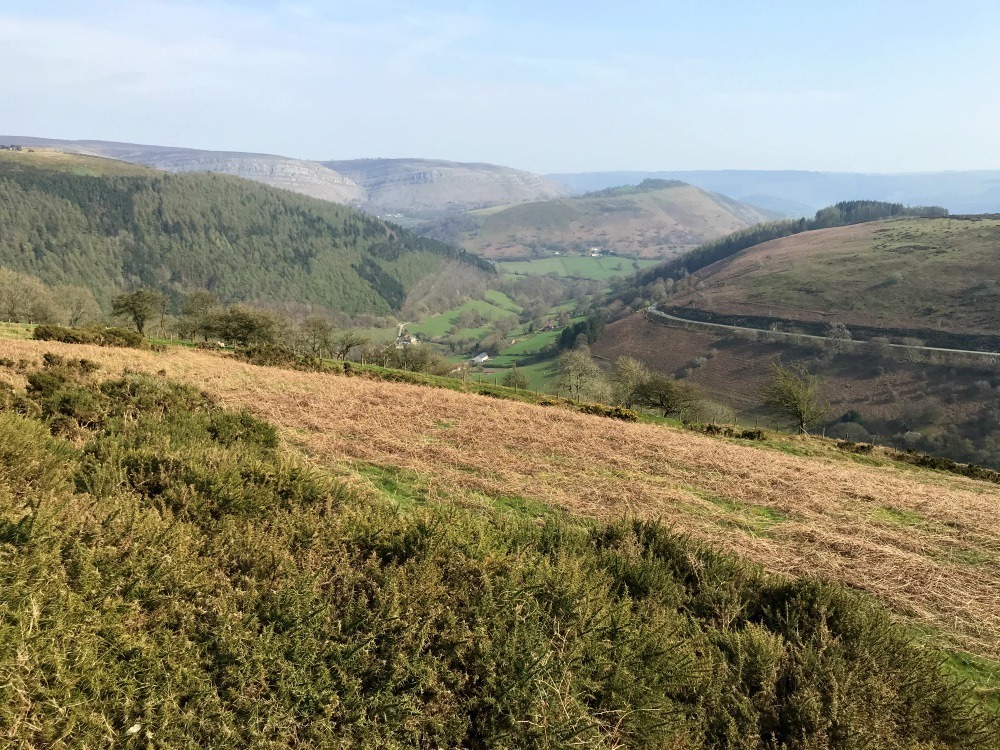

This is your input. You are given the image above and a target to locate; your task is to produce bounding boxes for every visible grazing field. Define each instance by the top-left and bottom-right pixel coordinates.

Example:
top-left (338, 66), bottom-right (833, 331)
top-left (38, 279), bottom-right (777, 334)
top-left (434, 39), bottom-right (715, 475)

top-left (407, 296), bottom-right (521, 339)
top-left (499, 255), bottom-right (659, 280)
top-left (2, 336), bottom-right (998, 675)
top-left (670, 217), bottom-right (1000, 334)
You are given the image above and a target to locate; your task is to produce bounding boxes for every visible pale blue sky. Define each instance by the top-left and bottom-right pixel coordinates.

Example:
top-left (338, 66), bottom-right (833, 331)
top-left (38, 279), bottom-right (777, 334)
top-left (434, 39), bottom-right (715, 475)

top-left (3, 1), bottom-right (999, 172)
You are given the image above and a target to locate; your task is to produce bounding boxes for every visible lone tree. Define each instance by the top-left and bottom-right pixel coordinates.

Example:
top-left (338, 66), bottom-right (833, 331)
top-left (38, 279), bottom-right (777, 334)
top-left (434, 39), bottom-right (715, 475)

top-left (502, 364), bottom-right (529, 391)
top-left (208, 305), bottom-right (280, 348)
top-left (636, 375), bottom-right (700, 418)
top-left (333, 332), bottom-right (369, 361)
top-left (298, 315), bottom-right (337, 358)
top-left (179, 290), bottom-right (221, 341)
top-left (763, 362), bottom-right (828, 433)
top-left (556, 348), bottom-right (602, 401)
top-left (611, 356), bottom-right (651, 409)
top-left (111, 289), bottom-right (167, 335)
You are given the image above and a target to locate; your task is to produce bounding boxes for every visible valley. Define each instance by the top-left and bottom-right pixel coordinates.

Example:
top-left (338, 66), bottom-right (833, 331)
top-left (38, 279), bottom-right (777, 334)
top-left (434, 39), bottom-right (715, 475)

top-left (9, 3), bottom-right (1000, 746)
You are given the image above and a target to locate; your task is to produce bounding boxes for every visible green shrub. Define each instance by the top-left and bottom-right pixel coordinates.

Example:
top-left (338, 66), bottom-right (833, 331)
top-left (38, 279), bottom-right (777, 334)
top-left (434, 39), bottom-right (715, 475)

top-left (32, 324), bottom-right (147, 349)
top-left (685, 422), bottom-right (767, 440)
top-left (578, 402), bottom-right (641, 421)
top-left (235, 344), bottom-right (342, 373)
top-left (0, 363), bottom-right (996, 748)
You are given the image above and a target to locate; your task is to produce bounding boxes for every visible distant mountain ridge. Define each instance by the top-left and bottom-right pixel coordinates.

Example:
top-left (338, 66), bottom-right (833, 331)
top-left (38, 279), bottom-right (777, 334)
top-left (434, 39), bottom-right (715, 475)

top-left (548, 169), bottom-right (1000, 215)
top-left (1, 137), bottom-right (568, 217)
top-left (1, 136), bottom-right (366, 204)
top-left (323, 158), bottom-right (569, 218)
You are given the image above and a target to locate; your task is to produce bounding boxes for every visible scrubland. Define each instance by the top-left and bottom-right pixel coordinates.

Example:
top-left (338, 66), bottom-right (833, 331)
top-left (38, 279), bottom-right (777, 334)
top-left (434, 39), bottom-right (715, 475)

top-left (2, 337), bottom-right (999, 747)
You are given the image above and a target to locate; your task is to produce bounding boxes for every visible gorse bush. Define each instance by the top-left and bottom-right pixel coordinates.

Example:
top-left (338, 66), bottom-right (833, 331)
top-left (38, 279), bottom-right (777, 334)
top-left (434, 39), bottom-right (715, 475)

top-left (0, 359), bottom-right (996, 748)
top-left (33, 323), bottom-right (148, 349)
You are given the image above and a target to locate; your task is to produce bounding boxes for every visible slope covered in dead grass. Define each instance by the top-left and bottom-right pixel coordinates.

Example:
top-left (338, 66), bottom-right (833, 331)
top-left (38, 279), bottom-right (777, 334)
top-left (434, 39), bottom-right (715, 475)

top-left (2, 337), bottom-right (997, 660)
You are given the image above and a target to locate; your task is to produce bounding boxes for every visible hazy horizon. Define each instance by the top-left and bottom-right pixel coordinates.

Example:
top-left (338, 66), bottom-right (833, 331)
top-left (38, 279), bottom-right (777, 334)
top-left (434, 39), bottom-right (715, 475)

top-left (3, 1), bottom-right (1000, 174)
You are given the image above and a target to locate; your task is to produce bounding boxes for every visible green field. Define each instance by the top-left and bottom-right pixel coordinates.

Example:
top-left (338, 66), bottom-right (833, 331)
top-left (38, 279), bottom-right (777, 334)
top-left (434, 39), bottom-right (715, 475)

top-left (408, 296), bottom-right (521, 340)
top-left (499, 255), bottom-right (659, 280)
top-left (0, 322), bottom-right (34, 340)
top-left (482, 289), bottom-right (522, 311)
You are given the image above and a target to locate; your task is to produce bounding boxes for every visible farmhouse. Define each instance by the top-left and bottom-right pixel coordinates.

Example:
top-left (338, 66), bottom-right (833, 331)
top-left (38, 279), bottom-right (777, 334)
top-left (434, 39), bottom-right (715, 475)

top-left (471, 352), bottom-right (490, 365)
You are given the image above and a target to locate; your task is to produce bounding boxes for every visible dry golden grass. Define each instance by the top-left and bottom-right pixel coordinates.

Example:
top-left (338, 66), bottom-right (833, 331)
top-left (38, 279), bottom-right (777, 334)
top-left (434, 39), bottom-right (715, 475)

top-left (3, 338), bottom-right (998, 658)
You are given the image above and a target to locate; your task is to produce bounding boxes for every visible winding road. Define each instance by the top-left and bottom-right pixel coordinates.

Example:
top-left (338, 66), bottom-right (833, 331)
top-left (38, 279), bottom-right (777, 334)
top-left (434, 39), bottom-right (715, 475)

top-left (646, 305), bottom-right (1000, 360)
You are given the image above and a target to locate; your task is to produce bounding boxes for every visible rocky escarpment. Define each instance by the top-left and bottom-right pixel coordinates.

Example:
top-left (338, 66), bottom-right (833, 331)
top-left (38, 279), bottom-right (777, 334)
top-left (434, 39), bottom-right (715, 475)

top-left (127, 151), bottom-right (365, 205)
top-left (324, 158), bottom-right (570, 216)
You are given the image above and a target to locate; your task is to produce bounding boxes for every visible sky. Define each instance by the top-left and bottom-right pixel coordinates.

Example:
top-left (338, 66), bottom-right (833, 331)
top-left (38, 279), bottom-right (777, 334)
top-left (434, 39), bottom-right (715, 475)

top-left (3, 0), bottom-right (1000, 174)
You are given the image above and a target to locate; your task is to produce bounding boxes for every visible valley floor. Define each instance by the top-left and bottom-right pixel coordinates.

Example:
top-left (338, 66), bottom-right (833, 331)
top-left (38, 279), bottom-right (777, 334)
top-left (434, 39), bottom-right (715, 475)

top-left (2, 338), bottom-right (998, 666)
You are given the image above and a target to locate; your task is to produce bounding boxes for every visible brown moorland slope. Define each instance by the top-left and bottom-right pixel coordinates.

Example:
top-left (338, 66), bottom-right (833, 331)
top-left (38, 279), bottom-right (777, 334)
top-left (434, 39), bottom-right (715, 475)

top-left (594, 312), bottom-right (999, 421)
top-left (2, 337), bottom-right (998, 662)
top-left (669, 217), bottom-right (1000, 335)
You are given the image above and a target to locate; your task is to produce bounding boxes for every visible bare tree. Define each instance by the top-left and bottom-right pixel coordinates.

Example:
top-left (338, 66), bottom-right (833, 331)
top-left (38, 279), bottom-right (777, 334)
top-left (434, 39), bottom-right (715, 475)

top-left (333, 332), bottom-right (370, 361)
top-left (54, 285), bottom-right (102, 327)
top-left (611, 356), bottom-right (651, 409)
top-left (762, 362), bottom-right (828, 433)
top-left (299, 316), bottom-right (336, 358)
top-left (636, 375), bottom-right (700, 418)
top-left (556, 348), bottom-right (602, 401)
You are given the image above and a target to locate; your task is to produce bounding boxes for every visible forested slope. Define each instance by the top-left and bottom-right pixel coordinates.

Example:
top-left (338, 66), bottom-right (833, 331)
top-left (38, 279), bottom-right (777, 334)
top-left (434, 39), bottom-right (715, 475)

top-left (0, 152), bottom-right (490, 315)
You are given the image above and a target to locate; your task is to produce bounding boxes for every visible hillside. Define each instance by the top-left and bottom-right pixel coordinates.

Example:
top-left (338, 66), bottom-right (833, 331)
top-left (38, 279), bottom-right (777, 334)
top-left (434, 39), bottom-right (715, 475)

top-left (323, 157), bottom-right (569, 218)
top-left (594, 310), bottom-right (1000, 466)
top-left (2, 138), bottom-right (568, 217)
top-left (2, 136), bottom-right (365, 204)
top-left (549, 169), bottom-right (1000, 215)
top-left (2, 334), bottom-right (999, 749)
top-left (418, 179), bottom-right (776, 260)
top-left (668, 216), bottom-right (1000, 337)
top-left (0, 150), bottom-right (489, 314)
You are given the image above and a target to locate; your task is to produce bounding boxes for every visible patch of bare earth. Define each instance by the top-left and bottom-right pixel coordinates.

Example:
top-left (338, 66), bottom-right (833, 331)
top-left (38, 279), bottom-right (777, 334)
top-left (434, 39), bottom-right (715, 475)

top-left (3, 338), bottom-right (998, 658)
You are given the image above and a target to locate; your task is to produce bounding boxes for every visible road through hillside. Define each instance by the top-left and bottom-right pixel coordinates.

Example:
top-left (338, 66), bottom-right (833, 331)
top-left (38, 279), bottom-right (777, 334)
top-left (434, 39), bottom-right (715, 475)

top-left (647, 305), bottom-right (1000, 359)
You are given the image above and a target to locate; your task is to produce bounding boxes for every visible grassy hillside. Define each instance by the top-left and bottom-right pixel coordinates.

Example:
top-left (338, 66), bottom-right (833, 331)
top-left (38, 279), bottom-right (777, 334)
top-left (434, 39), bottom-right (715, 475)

top-left (2, 336), bottom-right (999, 747)
top-left (2, 137), bottom-right (366, 203)
top-left (547, 168), bottom-right (1000, 215)
top-left (418, 180), bottom-right (775, 260)
top-left (669, 217), bottom-right (1000, 335)
top-left (0, 147), bottom-right (159, 177)
top-left (0, 150), bottom-right (490, 315)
